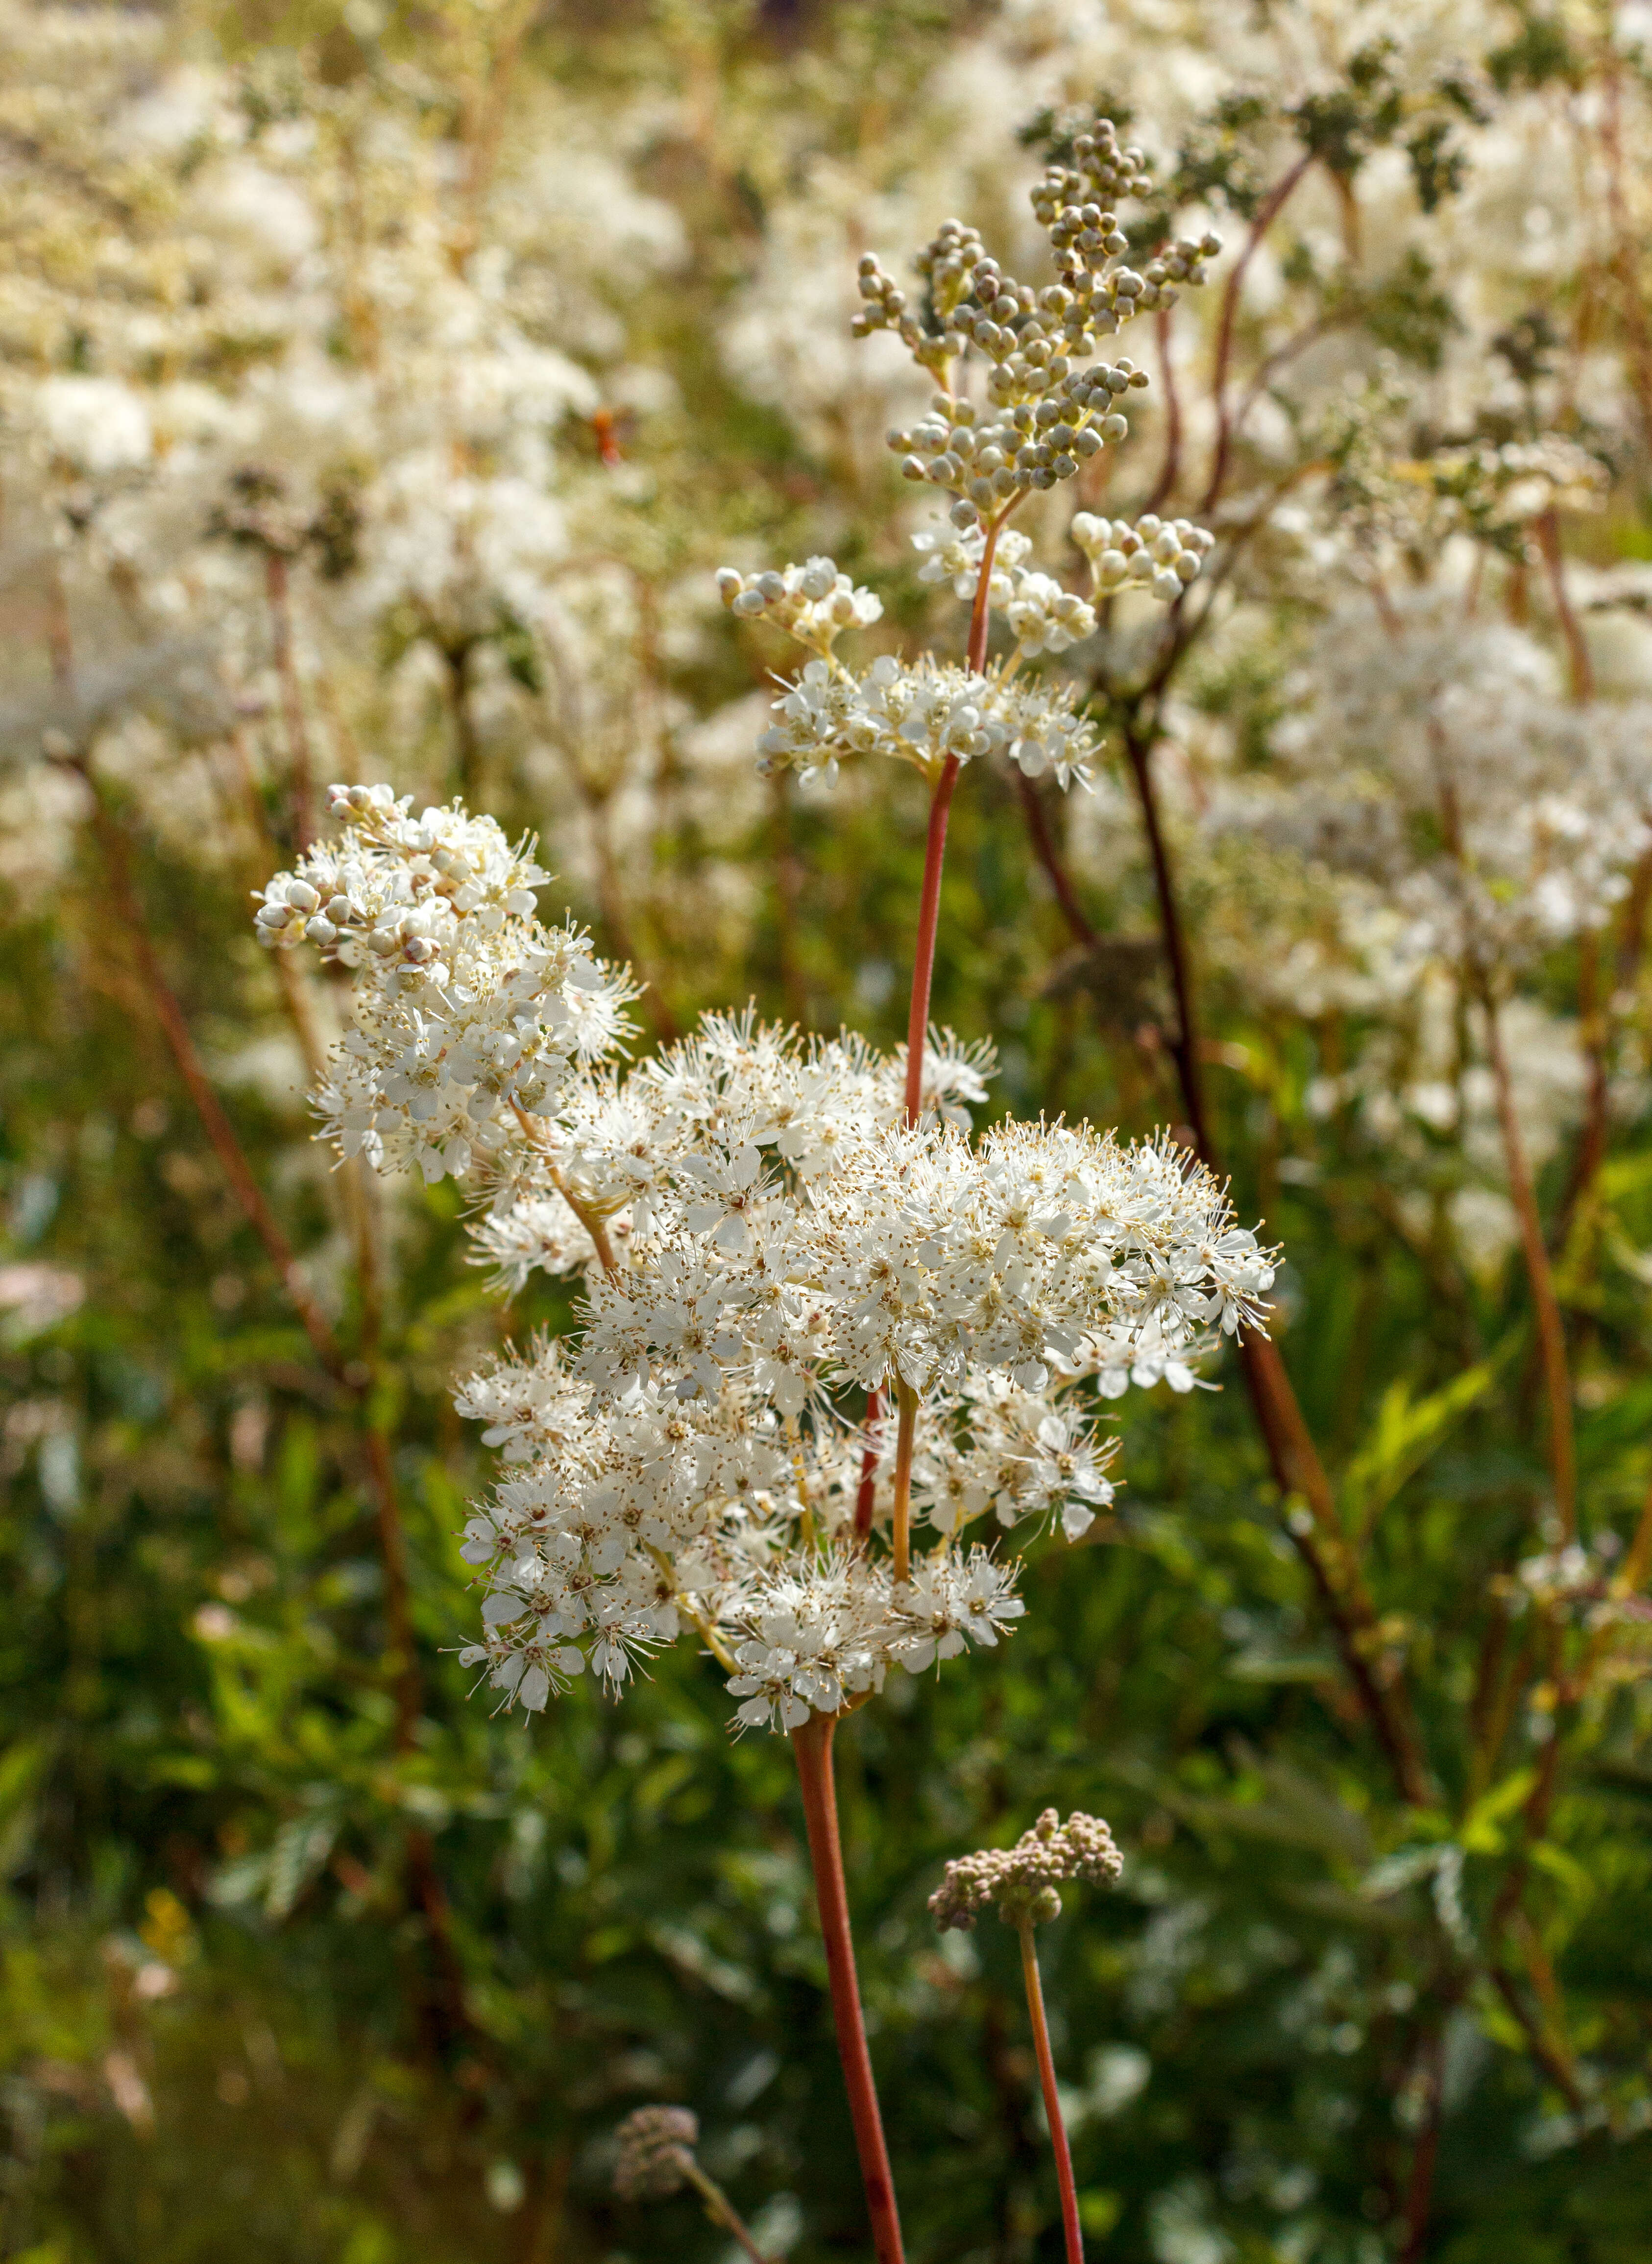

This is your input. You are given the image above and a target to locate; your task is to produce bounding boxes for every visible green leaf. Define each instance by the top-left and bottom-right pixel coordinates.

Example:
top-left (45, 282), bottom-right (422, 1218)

top-left (1341, 1344), bottom-right (1511, 1530)
top-left (1459, 1769), bottom-right (1535, 1855)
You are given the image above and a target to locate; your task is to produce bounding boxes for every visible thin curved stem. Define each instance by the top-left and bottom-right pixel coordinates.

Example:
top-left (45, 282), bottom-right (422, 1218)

top-left (72, 758), bottom-right (470, 2045)
top-left (789, 1713), bottom-right (904, 2264)
top-left (890, 1379), bottom-right (919, 1584)
top-left (1018, 1923), bottom-right (1084, 2264)
top-left (1202, 154), bottom-right (1314, 512)
top-left (901, 509), bottom-right (1012, 1126)
top-left (683, 2160), bottom-right (770, 2264)
top-left (902, 757), bottom-right (961, 1126)
top-left (509, 1100), bottom-right (617, 1273)
top-left (854, 1386), bottom-right (884, 1542)
top-left (266, 550), bottom-right (316, 849)
top-left (1479, 985), bottom-right (1577, 1537)
top-left (1022, 724), bottom-right (1432, 1805)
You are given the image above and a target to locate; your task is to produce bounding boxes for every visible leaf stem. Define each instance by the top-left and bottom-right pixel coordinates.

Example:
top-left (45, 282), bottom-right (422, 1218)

top-left (1025, 720), bottom-right (1431, 1806)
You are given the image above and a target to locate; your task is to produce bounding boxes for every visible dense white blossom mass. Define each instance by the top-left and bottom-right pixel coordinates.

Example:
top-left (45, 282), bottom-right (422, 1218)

top-left (266, 786), bottom-right (1274, 1733)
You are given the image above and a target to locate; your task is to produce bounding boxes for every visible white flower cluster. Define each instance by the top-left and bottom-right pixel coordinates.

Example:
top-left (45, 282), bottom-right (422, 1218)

top-left (446, 1070), bottom-right (1268, 1726)
top-left (1071, 513), bottom-right (1215, 605)
top-left (263, 808), bottom-right (1274, 1735)
top-left (715, 555), bottom-right (883, 650)
top-left (255, 783), bottom-right (636, 1183)
top-left (724, 1548), bottom-right (1027, 1730)
top-left (756, 655), bottom-right (1101, 789)
top-left (1224, 595), bottom-right (1652, 973)
top-left (569, 1108), bottom-right (1271, 1408)
top-left (1003, 571), bottom-right (1096, 655)
top-left (913, 524), bottom-right (1034, 602)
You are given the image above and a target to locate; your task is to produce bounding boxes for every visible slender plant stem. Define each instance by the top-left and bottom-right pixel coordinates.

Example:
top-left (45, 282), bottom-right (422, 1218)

top-left (1018, 1924), bottom-right (1084, 2264)
top-left (771, 770), bottom-right (810, 1029)
top-left (683, 2160), bottom-right (770, 2264)
top-left (854, 1386), bottom-right (884, 1541)
top-left (1201, 153), bottom-right (1314, 510)
top-left (1535, 508), bottom-right (1595, 703)
top-left (73, 760), bottom-right (471, 2043)
top-left (1552, 928), bottom-right (1610, 1255)
top-left (266, 550), bottom-right (316, 849)
top-left (1399, 2025), bottom-right (1444, 2264)
top-left (1488, 1963), bottom-right (1584, 2116)
top-left (444, 640), bottom-right (484, 803)
top-left (966, 513), bottom-right (1007, 675)
top-left (1601, 57), bottom-right (1652, 461)
top-left (509, 1101), bottom-right (618, 1273)
top-left (1618, 1468), bottom-right (1652, 1595)
top-left (901, 509), bottom-right (1010, 1124)
top-left (78, 767), bottom-right (346, 1380)
top-left (551, 1163), bottom-right (618, 1274)
top-left (1015, 771), bottom-right (1102, 948)
top-left (903, 755), bottom-right (961, 1126)
top-left (788, 1713), bottom-right (904, 2264)
top-left (1479, 985), bottom-right (1577, 1537)
top-left (1026, 722), bottom-right (1432, 1805)
top-left (890, 1379), bottom-right (919, 1584)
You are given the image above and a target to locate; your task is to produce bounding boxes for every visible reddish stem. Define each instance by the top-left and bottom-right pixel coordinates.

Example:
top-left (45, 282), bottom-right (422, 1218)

top-left (1024, 723), bottom-right (1431, 1806)
top-left (890, 1380), bottom-right (918, 1584)
top-left (1018, 1924), bottom-right (1084, 2264)
top-left (902, 754), bottom-right (961, 1126)
top-left (966, 515), bottom-right (1005, 676)
top-left (1480, 984), bottom-right (1576, 1538)
top-left (80, 770), bottom-right (346, 1384)
top-left (902, 512), bottom-right (1009, 1124)
top-left (789, 1713), bottom-right (904, 2264)
top-left (1202, 154), bottom-right (1314, 512)
top-left (853, 1387), bottom-right (883, 1541)
top-left (1399, 2026), bottom-right (1444, 2264)
top-left (75, 763), bottom-right (471, 2048)
top-left (1535, 509), bottom-right (1594, 703)
top-left (266, 550), bottom-right (316, 849)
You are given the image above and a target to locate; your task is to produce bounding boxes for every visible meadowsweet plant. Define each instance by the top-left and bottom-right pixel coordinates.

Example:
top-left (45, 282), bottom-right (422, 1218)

top-left (19, 4), bottom-right (1652, 2255)
top-left (257, 136), bottom-right (1275, 2263)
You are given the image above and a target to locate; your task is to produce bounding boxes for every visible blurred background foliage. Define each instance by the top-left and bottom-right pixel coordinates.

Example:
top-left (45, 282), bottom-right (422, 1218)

top-left (3, 0), bottom-right (1652, 2259)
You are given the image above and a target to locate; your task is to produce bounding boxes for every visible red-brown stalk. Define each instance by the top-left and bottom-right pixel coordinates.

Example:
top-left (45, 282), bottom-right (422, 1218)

top-left (789, 1714), bottom-right (904, 2264)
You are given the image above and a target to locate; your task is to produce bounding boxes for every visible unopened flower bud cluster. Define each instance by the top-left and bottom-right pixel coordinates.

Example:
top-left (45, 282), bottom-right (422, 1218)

top-left (611, 2106), bottom-right (700, 2202)
top-left (930, 1807), bottom-right (1123, 1931)
top-left (1072, 512), bottom-right (1215, 604)
top-left (716, 555), bottom-right (883, 650)
top-left (851, 115), bottom-right (1219, 527)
